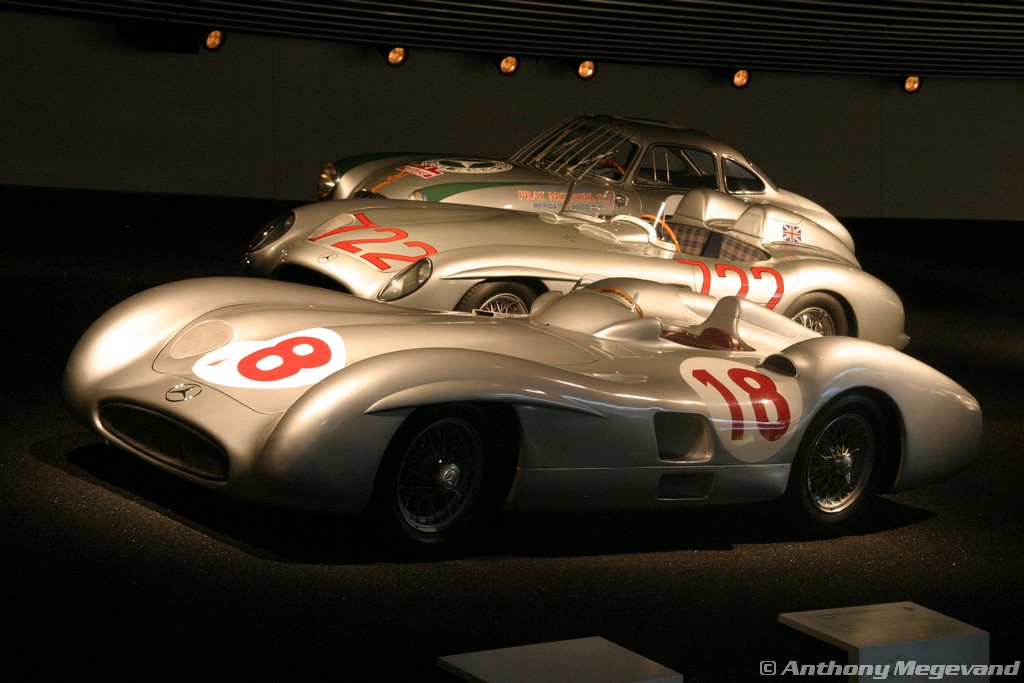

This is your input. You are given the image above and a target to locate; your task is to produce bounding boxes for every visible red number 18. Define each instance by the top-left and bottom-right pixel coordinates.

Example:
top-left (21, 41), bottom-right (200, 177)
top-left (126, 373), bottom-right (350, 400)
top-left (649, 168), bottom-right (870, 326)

top-left (692, 367), bottom-right (791, 441)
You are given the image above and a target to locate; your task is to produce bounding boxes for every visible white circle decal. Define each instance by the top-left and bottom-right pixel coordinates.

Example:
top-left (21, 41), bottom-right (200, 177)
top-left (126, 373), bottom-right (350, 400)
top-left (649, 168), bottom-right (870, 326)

top-left (680, 357), bottom-right (802, 463)
top-left (422, 158), bottom-right (512, 173)
top-left (192, 327), bottom-right (346, 390)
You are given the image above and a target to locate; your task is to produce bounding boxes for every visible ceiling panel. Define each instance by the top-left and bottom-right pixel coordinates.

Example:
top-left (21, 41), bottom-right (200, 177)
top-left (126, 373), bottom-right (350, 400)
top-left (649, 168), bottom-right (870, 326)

top-left (5, 0), bottom-right (1024, 79)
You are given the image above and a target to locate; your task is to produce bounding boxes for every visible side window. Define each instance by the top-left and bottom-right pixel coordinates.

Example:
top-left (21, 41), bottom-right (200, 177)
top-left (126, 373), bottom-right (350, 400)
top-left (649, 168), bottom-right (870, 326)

top-left (723, 158), bottom-right (766, 194)
top-left (591, 140), bottom-right (640, 182)
top-left (634, 146), bottom-right (717, 190)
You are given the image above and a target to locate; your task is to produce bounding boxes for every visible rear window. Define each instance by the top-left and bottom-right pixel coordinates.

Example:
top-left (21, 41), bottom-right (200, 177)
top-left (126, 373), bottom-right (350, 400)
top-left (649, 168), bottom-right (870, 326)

top-left (723, 158), bottom-right (766, 194)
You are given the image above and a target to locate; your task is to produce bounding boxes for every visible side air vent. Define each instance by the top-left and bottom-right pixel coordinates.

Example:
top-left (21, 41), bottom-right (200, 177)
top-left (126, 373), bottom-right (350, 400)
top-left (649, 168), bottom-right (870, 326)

top-left (759, 354), bottom-right (798, 377)
top-left (654, 411), bottom-right (713, 462)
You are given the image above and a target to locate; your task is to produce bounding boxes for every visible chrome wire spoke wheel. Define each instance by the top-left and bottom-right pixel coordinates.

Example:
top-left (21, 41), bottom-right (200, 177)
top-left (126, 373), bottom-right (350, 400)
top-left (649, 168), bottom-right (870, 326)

top-left (476, 293), bottom-right (530, 314)
top-left (805, 413), bottom-right (875, 513)
top-left (792, 306), bottom-right (837, 336)
top-left (458, 282), bottom-right (538, 315)
top-left (396, 417), bottom-right (484, 534)
top-left (784, 293), bottom-right (848, 338)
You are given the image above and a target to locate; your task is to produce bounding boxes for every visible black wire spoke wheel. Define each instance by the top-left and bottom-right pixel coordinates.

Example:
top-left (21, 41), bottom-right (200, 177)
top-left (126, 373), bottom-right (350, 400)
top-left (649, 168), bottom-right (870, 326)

top-left (785, 393), bottom-right (887, 533)
top-left (395, 416), bottom-right (484, 535)
top-left (804, 412), bottom-right (875, 513)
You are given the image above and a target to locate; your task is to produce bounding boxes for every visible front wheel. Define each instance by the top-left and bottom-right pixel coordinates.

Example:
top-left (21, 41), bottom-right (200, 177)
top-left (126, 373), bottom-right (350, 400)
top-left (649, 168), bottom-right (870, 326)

top-left (374, 406), bottom-right (505, 546)
top-left (456, 281), bottom-right (538, 314)
top-left (784, 292), bottom-right (849, 337)
top-left (784, 394), bottom-right (887, 533)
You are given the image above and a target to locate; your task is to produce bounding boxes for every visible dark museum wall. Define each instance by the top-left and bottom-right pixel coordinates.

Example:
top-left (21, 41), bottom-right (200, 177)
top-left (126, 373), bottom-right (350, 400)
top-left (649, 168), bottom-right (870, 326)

top-left (1, 9), bottom-right (1021, 220)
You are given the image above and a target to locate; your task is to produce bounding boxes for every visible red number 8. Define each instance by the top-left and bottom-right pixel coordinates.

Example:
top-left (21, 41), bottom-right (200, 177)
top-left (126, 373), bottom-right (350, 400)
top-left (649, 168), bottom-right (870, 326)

top-left (237, 336), bottom-right (331, 382)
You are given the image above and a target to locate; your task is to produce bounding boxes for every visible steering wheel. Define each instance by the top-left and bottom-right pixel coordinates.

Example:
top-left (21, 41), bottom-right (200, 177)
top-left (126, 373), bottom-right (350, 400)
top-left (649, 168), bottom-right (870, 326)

top-left (640, 213), bottom-right (681, 251)
top-left (598, 159), bottom-right (626, 177)
top-left (596, 286), bottom-right (644, 317)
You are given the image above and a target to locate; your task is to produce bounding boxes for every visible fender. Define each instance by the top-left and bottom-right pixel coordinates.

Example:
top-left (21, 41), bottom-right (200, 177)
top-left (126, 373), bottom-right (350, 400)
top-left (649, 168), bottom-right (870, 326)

top-left (254, 347), bottom-right (610, 514)
top-left (778, 337), bottom-right (981, 490)
top-left (331, 152), bottom-right (424, 198)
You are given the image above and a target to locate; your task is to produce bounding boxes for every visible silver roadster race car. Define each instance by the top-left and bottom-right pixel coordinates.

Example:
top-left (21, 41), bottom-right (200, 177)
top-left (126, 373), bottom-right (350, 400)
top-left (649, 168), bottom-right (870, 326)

top-left (245, 188), bottom-right (908, 349)
top-left (317, 114), bottom-right (853, 252)
top-left (64, 277), bottom-right (980, 547)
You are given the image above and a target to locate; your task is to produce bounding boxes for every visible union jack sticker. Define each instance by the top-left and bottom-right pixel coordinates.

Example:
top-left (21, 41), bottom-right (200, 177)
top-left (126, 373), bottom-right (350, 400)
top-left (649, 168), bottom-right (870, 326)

top-left (782, 224), bottom-right (802, 243)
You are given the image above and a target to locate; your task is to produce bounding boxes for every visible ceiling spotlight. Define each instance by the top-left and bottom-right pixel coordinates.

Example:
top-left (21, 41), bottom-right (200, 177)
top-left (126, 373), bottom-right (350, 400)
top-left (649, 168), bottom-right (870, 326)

top-left (497, 55), bottom-right (519, 75)
top-left (577, 60), bottom-right (596, 80)
top-left (385, 46), bottom-right (407, 67)
top-left (902, 75), bottom-right (921, 94)
top-left (204, 29), bottom-right (224, 51)
top-left (731, 69), bottom-right (751, 88)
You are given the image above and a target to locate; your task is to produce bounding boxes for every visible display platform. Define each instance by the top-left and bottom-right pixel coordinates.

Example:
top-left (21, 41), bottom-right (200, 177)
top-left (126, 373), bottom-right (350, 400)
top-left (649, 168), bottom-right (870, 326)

top-left (438, 636), bottom-right (683, 683)
top-left (780, 602), bottom-right (989, 682)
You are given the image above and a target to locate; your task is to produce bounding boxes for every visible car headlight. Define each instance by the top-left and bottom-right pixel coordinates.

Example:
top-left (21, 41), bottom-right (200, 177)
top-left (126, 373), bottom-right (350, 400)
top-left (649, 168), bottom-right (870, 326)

top-left (317, 162), bottom-right (339, 200)
top-left (248, 211), bottom-right (295, 252)
top-left (408, 190), bottom-right (426, 201)
top-left (378, 259), bottom-right (432, 301)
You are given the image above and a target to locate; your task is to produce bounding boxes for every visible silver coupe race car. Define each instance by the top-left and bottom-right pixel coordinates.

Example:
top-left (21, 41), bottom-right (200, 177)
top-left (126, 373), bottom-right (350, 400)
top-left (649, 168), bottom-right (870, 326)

top-left (63, 277), bottom-right (980, 547)
top-left (316, 114), bottom-right (854, 253)
top-left (244, 188), bottom-right (908, 349)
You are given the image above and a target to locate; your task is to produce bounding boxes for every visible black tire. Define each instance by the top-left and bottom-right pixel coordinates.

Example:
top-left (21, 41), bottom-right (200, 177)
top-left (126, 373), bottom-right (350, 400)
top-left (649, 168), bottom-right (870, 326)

top-left (456, 281), bottom-right (538, 314)
top-left (374, 405), bottom-right (507, 546)
top-left (784, 292), bottom-right (849, 337)
top-left (784, 393), bottom-right (888, 533)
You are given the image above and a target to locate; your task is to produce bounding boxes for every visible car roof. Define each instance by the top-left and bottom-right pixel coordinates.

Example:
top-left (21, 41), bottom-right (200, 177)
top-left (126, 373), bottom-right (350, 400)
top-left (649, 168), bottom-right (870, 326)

top-left (525, 114), bottom-right (754, 164)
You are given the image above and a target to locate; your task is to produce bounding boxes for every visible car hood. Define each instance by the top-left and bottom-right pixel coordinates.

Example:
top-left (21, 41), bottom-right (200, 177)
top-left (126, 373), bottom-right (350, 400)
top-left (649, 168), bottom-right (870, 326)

top-left (289, 199), bottom-right (659, 272)
top-left (151, 299), bottom-right (599, 413)
top-left (352, 155), bottom-right (624, 214)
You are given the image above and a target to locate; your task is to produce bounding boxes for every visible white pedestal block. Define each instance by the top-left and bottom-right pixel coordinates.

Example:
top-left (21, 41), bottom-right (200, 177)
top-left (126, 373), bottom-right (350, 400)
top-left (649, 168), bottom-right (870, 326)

top-left (779, 601), bottom-right (990, 682)
top-left (438, 636), bottom-right (683, 683)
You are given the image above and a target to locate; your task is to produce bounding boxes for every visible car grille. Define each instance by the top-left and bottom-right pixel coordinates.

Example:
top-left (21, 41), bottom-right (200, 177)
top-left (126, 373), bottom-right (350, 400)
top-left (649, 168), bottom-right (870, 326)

top-left (99, 403), bottom-right (229, 480)
top-left (350, 190), bottom-right (388, 199)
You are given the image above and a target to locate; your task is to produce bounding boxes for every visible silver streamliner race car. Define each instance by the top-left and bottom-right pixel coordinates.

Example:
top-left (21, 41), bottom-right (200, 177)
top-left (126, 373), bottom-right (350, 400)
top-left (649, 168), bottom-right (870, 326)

top-left (64, 277), bottom-right (980, 547)
top-left (317, 114), bottom-right (854, 253)
top-left (245, 188), bottom-right (908, 349)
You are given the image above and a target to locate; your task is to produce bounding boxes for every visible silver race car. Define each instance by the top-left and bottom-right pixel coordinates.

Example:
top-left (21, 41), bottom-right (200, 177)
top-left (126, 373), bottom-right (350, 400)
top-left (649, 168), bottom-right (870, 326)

top-left (64, 277), bottom-right (980, 547)
top-left (317, 114), bottom-right (853, 253)
top-left (245, 188), bottom-right (908, 349)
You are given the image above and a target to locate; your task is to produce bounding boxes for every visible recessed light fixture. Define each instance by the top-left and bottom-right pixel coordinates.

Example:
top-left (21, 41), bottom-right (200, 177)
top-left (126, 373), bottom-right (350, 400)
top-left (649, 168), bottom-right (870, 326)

top-left (204, 29), bottom-right (224, 51)
top-left (386, 46), bottom-right (407, 67)
top-left (731, 68), bottom-right (751, 88)
top-left (577, 60), bottom-right (596, 79)
top-left (497, 55), bottom-right (519, 75)
top-left (902, 74), bottom-right (921, 93)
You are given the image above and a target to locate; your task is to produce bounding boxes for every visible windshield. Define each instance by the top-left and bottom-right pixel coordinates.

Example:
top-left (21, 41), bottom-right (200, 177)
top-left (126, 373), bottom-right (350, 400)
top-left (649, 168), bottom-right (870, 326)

top-left (513, 121), bottom-right (640, 183)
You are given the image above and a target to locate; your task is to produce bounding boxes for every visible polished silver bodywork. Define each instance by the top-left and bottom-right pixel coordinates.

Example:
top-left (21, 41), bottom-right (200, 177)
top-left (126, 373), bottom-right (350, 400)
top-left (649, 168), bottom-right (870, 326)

top-left (318, 115), bottom-right (853, 252)
top-left (245, 190), bottom-right (908, 349)
top-left (64, 277), bottom-right (979, 521)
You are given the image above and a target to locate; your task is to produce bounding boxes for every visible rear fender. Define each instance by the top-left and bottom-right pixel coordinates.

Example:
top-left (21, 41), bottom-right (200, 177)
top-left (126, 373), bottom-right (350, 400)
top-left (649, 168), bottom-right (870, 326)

top-left (778, 337), bottom-right (981, 490)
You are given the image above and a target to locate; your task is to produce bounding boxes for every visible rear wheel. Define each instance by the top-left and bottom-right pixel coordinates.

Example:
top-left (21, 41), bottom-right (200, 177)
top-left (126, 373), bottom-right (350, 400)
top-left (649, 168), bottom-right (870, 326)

top-left (456, 281), bottom-right (538, 314)
top-left (784, 393), bottom-right (887, 532)
top-left (784, 292), bottom-right (849, 337)
top-left (374, 406), bottom-right (506, 546)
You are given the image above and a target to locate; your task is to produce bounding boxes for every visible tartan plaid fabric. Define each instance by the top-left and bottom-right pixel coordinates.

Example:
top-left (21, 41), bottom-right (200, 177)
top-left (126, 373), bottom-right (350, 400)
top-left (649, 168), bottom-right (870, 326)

top-left (665, 222), bottom-right (767, 262)
top-left (718, 238), bottom-right (767, 262)
top-left (668, 223), bottom-right (710, 255)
